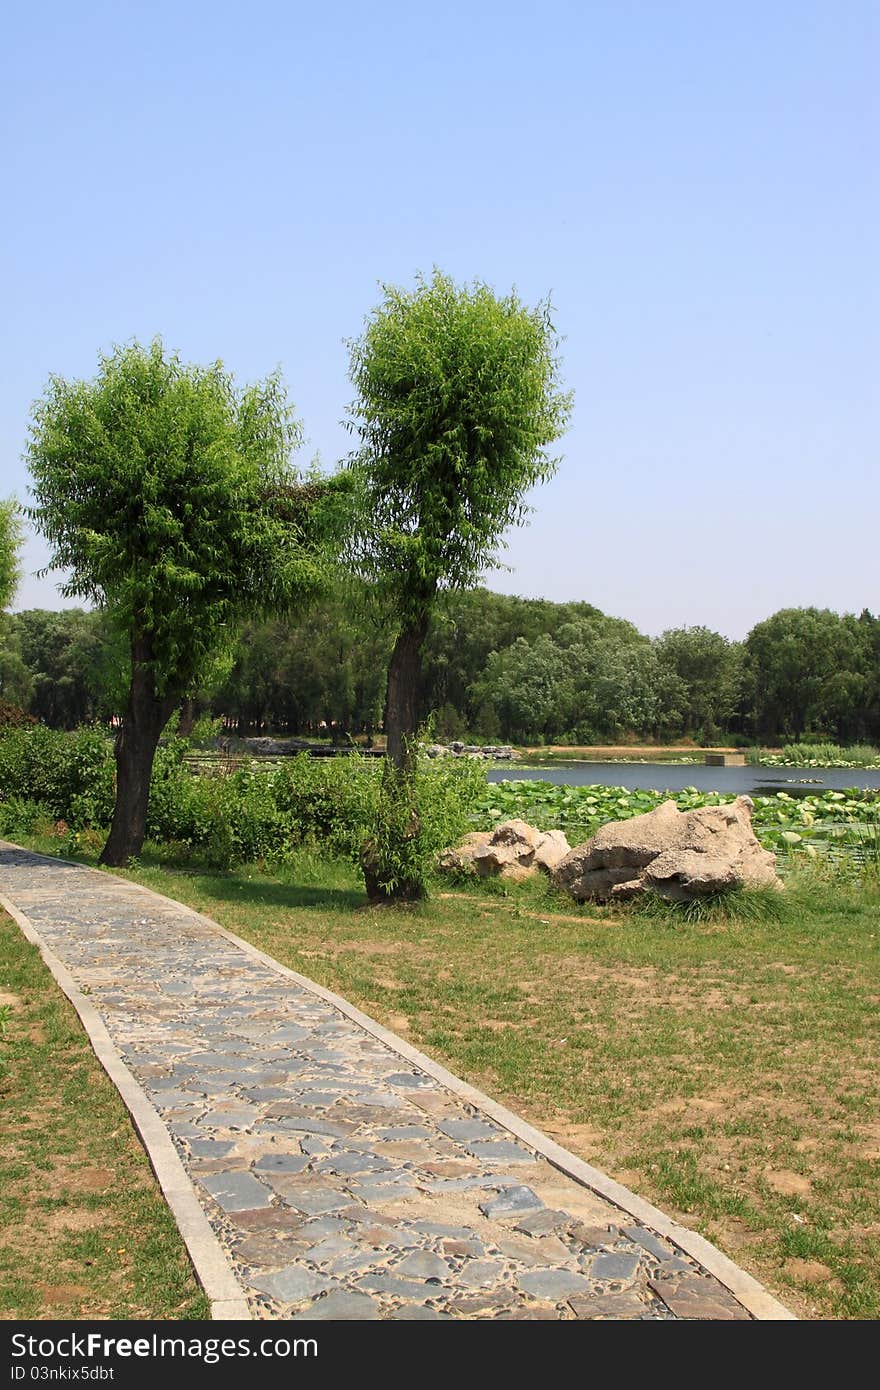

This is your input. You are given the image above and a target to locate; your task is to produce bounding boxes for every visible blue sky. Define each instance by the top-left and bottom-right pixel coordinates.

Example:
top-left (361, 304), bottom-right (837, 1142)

top-left (2, 0), bottom-right (876, 638)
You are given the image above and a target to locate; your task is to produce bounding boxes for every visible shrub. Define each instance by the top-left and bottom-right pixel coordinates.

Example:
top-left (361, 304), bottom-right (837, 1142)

top-left (362, 751), bottom-right (487, 899)
top-left (0, 725), bottom-right (114, 826)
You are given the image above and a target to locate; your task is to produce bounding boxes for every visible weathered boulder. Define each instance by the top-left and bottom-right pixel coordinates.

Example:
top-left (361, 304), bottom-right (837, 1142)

top-left (552, 796), bottom-right (781, 903)
top-left (440, 819), bottom-right (571, 881)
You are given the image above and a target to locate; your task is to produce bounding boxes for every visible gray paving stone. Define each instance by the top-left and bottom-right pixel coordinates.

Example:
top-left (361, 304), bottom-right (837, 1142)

top-left (325, 1250), bottom-right (385, 1278)
top-left (153, 1089), bottom-right (201, 1110)
top-left (457, 1258), bottom-right (505, 1289)
top-left (298, 1216), bottom-right (349, 1238)
top-left (514, 1208), bottom-right (570, 1236)
top-left (305, 1234), bottom-right (356, 1263)
top-left (247, 1267), bottom-right (335, 1304)
top-left (187, 1139), bottom-right (236, 1158)
top-left (252, 1153), bottom-right (309, 1174)
top-left (518, 1268), bottom-right (592, 1300)
top-left (287, 1091), bottom-right (344, 1107)
top-left (298, 1136), bottom-right (331, 1156)
top-left (437, 1118), bottom-right (504, 1142)
top-left (314, 1153), bottom-right (393, 1175)
top-left (408, 1222), bottom-right (483, 1239)
top-left (464, 1140), bottom-right (537, 1165)
top-left (479, 1187), bottom-right (545, 1219)
top-left (348, 1182), bottom-right (418, 1204)
top-left (623, 1226), bottom-right (675, 1260)
top-left (261, 1117), bottom-right (355, 1138)
top-left (356, 1273), bottom-right (450, 1302)
top-left (385, 1072), bottom-right (433, 1088)
top-left (197, 1109), bottom-right (258, 1130)
top-left (348, 1092), bottom-right (407, 1109)
top-left (393, 1250), bottom-right (451, 1281)
top-left (654, 1256), bottom-right (695, 1275)
top-left (167, 1121), bottom-right (203, 1138)
top-left (569, 1289), bottom-right (653, 1320)
top-left (199, 1171), bottom-right (272, 1212)
top-left (588, 1251), bottom-right (642, 1283)
top-left (292, 1290), bottom-right (380, 1320)
top-left (270, 1185), bottom-right (349, 1216)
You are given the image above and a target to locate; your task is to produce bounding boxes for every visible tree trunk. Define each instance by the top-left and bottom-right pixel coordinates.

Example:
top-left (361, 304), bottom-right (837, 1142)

top-left (384, 612), bottom-right (430, 771)
top-left (99, 638), bottom-right (178, 866)
top-left (177, 697), bottom-right (195, 738)
top-left (363, 610), bottom-right (432, 903)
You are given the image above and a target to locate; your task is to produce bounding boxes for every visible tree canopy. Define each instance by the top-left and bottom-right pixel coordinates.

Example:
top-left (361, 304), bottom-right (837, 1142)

top-left (347, 270), bottom-right (573, 615)
top-left (27, 340), bottom-right (325, 697)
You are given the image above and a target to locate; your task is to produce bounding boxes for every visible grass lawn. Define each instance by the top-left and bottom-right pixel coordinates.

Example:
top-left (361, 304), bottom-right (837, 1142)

top-left (0, 909), bottom-right (209, 1320)
top-left (6, 830), bottom-right (880, 1320)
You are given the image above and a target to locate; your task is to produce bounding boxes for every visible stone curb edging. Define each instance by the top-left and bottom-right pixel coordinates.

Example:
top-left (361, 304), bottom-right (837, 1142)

top-left (1, 843), bottom-right (797, 1321)
top-left (0, 883), bottom-right (252, 1322)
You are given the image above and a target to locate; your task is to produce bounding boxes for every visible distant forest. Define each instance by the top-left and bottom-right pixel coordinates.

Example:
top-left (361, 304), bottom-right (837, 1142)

top-left (2, 588), bottom-right (879, 745)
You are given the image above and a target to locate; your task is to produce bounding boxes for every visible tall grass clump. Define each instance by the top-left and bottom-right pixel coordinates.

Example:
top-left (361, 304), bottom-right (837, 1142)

top-left (775, 742), bottom-right (880, 767)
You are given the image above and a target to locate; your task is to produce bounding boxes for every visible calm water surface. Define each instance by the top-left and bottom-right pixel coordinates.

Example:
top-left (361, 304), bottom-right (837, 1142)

top-left (487, 762), bottom-right (880, 795)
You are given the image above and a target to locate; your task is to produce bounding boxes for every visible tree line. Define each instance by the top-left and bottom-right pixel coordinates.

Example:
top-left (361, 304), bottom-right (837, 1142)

top-left (3, 592), bottom-right (879, 746)
top-left (2, 270), bottom-right (876, 895)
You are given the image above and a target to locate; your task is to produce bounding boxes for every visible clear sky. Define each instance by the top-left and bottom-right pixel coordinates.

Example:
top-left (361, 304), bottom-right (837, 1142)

top-left (2, 0), bottom-right (876, 639)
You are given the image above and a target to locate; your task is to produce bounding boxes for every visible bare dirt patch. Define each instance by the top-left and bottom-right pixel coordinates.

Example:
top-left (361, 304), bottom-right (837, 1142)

top-left (765, 1169), bottom-right (813, 1197)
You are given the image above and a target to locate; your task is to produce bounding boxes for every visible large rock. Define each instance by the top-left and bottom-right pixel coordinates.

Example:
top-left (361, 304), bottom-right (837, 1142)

top-left (440, 819), bottom-right (571, 881)
top-left (552, 796), bottom-right (781, 903)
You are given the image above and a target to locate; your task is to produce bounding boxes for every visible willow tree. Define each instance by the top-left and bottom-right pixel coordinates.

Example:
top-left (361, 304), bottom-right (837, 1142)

top-left (27, 339), bottom-right (333, 865)
top-left (346, 271), bottom-right (572, 897)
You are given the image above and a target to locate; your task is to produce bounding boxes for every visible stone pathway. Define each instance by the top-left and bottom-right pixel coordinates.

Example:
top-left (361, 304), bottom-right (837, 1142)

top-left (0, 844), bottom-right (791, 1321)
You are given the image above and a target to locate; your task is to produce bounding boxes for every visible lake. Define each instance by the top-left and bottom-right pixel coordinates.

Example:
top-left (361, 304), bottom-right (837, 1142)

top-left (487, 762), bottom-right (880, 795)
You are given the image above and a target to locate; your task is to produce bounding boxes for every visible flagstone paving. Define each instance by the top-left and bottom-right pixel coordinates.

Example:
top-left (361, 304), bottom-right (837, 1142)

top-left (0, 844), bottom-right (768, 1321)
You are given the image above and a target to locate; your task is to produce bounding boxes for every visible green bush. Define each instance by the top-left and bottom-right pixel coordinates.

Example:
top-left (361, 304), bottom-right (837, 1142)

top-left (0, 725), bottom-right (114, 826)
top-left (0, 796), bottom-right (56, 838)
top-left (362, 751), bottom-right (487, 899)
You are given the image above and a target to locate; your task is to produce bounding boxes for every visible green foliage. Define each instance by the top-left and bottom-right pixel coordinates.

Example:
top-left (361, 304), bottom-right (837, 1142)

top-left (634, 884), bottom-right (788, 925)
top-left (26, 339), bottom-right (327, 698)
top-left (654, 625), bottom-right (744, 740)
top-left (763, 742), bottom-right (880, 768)
top-left (745, 607), bottom-right (875, 743)
top-left (0, 725), bottom-right (484, 874)
top-left (0, 796), bottom-right (56, 840)
top-left (346, 270), bottom-right (573, 613)
top-left (0, 725), bottom-right (114, 827)
top-left (10, 592), bottom-right (880, 751)
top-left (12, 608), bottom-right (125, 727)
top-left (363, 751), bottom-right (487, 899)
top-left (0, 498), bottom-right (23, 612)
top-left (213, 584), bottom-right (392, 735)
